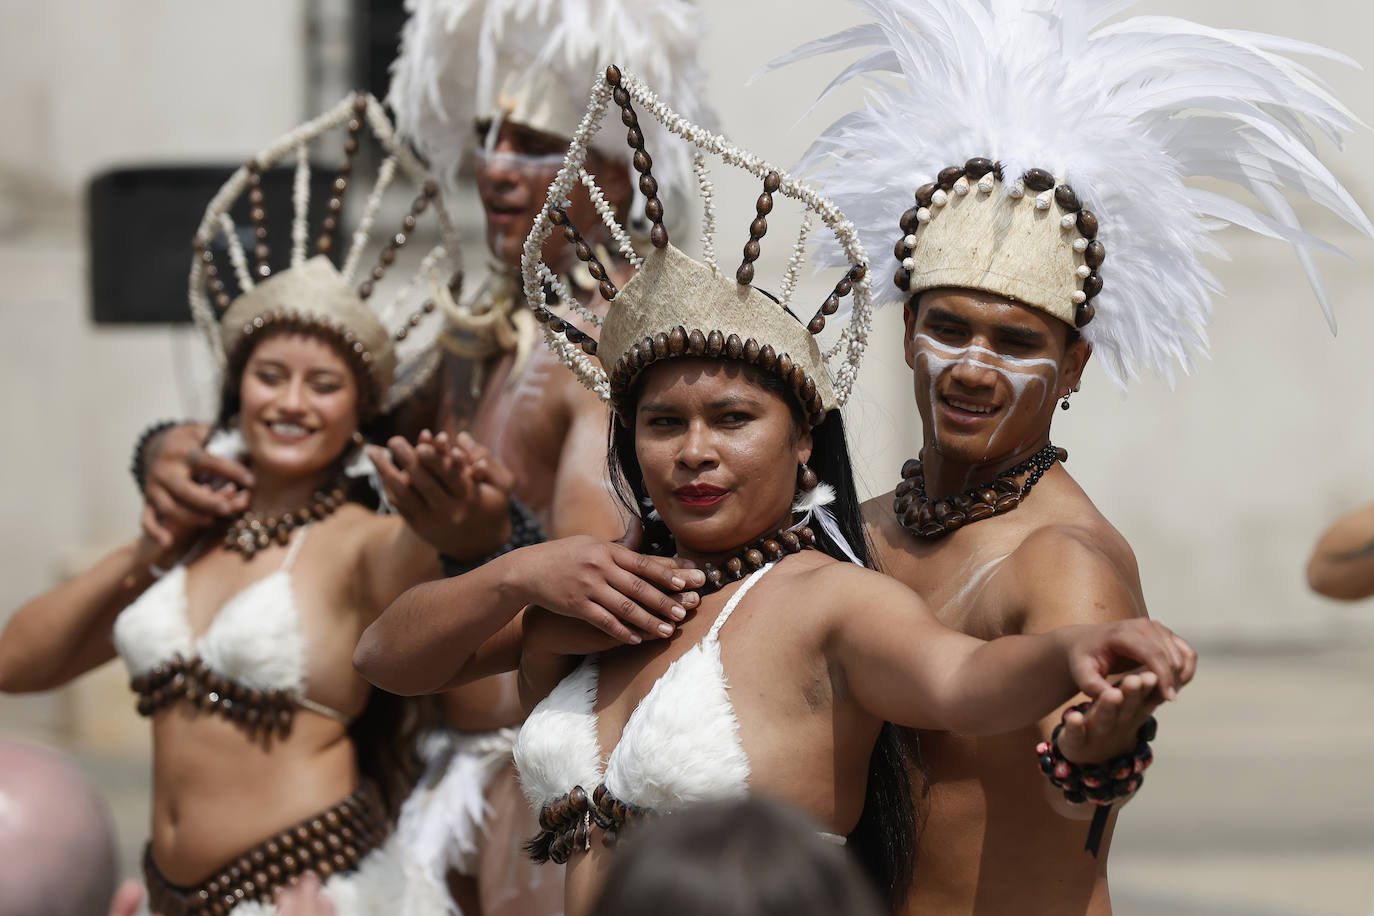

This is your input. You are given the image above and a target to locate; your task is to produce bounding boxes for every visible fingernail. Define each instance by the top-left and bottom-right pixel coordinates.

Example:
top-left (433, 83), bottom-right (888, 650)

top-left (629, 634), bottom-right (642, 645)
top-left (1166, 687), bottom-right (1177, 700)
top-left (670, 576), bottom-right (685, 589)
top-left (658, 623), bottom-right (674, 637)
top-left (689, 571), bottom-right (706, 586)
top-left (670, 605), bottom-right (686, 620)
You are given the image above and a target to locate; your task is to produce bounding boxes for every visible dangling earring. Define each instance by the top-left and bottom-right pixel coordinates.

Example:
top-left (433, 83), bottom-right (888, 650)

top-left (1059, 392), bottom-right (1071, 411)
top-left (798, 463), bottom-right (818, 491)
top-left (351, 431), bottom-right (365, 446)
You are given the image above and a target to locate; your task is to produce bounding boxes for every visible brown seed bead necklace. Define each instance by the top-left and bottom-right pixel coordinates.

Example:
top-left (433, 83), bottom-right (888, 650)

top-left (695, 523), bottom-right (818, 595)
top-left (893, 443), bottom-right (1066, 538)
top-left (223, 474), bottom-right (349, 559)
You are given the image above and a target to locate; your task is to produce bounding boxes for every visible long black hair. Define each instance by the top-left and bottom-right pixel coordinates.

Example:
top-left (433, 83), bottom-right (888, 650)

top-left (607, 363), bottom-right (916, 911)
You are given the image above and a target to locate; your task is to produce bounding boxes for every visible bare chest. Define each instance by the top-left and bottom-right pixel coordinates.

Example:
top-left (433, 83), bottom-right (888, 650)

top-left (440, 349), bottom-right (569, 514)
top-left (877, 524), bottom-right (1021, 640)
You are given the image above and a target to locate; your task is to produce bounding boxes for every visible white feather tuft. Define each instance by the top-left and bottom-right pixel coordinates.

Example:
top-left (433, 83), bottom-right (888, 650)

top-left (791, 481), bottom-right (837, 515)
top-left (772, 0), bottom-right (1373, 386)
top-left (389, 0), bottom-right (715, 212)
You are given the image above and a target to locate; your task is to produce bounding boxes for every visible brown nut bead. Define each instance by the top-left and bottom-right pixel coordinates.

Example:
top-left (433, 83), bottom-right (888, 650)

top-left (1077, 210), bottom-right (1099, 239)
top-left (1084, 240), bottom-right (1106, 269)
top-left (1023, 168), bottom-right (1055, 192)
top-left (1054, 185), bottom-right (1080, 211)
top-left (937, 166), bottom-right (963, 190)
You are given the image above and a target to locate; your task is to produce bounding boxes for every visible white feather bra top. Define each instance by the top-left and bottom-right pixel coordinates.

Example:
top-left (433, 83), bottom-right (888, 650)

top-left (112, 526), bottom-right (349, 732)
top-left (512, 564), bottom-right (770, 863)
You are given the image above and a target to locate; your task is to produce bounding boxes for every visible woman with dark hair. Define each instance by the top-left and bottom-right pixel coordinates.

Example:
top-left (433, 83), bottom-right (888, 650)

top-left (355, 68), bottom-right (1195, 916)
top-left (591, 797), bottom-right (885, 916)
top-left (0, 96), bottom-right (460, 916)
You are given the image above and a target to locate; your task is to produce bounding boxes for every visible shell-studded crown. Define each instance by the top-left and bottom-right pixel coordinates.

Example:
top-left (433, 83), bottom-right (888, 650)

top-left (519, 66), bottom-right (873, 428)
top-left (189, 93), bottom-right (462, 418)
top-left (775, 0), bottom-right (1374, 386)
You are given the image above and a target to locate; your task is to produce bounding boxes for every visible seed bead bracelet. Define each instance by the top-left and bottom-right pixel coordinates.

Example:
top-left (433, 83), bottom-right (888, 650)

top-left (1036, 701), bottom-right (1156, 856)
top-left (130, 419), bottom-right (187, 493)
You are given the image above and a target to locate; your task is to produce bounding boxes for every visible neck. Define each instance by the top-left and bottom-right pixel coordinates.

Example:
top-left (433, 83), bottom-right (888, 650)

top-left (246, 464), bottom-right (340, 516)
top-left (673, 510), bottom-right (796, 569)
top-left (920, 431), bottom-right (1051, 498)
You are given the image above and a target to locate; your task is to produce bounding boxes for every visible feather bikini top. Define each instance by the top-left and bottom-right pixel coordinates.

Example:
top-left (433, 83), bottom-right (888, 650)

top-left (112, 526), bottom-right (350, 737)
top-left (513, 563), bottom-right (843, 862)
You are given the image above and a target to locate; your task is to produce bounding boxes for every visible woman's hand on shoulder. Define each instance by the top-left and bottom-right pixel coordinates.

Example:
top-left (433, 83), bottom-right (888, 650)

top-left (510, 535), bottom-right (705, 646)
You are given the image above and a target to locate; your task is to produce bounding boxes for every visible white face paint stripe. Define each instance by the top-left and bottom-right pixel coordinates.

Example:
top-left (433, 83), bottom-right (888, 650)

top-left (913, 333), bottom-right (1060, 455)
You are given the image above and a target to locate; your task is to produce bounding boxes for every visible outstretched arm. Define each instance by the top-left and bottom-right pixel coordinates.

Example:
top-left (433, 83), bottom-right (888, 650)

top-left (0, 536), bottom-right (173, 692)
top-left (825, 564), bottom-right (1194, 737)
top-left (1307, 503), bottom-right (1374, 600)
top-left (354, 536), bottom-right (703, 695)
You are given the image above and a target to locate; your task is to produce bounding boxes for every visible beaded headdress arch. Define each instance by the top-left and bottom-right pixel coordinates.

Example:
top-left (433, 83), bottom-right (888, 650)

top-left (189, 93), bottom-right (462, 418)
top-left (519, 66), bottom-right (874, 428)
top-left (773, 0), bottom-right (1373, 386)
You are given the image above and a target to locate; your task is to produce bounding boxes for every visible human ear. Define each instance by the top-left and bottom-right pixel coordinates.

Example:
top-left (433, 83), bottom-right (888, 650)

top-left (794, 426), bottom-right (814, 468)
top-left (902, 298), bottom-right (920, 371)
top-left (1062, 337), bottom-right (1092, 393)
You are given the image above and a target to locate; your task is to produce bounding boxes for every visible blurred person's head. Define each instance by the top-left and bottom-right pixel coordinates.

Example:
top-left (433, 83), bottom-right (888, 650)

top-left (0, 741), bottom-right (118, 916)
top-left (591, 797), bottom-right (885, 916)
top-left (474, 116), bottom-right (633, 272)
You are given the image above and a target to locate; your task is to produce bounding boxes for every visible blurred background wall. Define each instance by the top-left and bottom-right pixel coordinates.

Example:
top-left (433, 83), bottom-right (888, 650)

top-left (1, 1), bottom-right (1372, 913)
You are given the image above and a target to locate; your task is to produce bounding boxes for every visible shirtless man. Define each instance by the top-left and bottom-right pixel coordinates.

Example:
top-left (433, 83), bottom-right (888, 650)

top-left (863, 288), bottom-right (1161, 914)
top-left (779, 0), bottom-right (1370, 911)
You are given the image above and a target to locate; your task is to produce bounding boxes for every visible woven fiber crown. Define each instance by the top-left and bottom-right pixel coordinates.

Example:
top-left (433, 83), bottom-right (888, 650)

top-left (189, 92), bottom-right (461, 417)
top-left (220, 256), bottom-right (398, 395)
top-left (908, 180), bottom-right (1085, 326)
top-left (518, 66), bottom-right (874, 429)
top-left (600, 243), bottom-right (837, 416)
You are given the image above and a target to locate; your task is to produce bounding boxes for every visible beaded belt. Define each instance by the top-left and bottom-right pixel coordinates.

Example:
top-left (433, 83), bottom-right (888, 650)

top-left (142, 781), bottom-right (388, 916)
top-left (530, 783), bottom-right (649, 864)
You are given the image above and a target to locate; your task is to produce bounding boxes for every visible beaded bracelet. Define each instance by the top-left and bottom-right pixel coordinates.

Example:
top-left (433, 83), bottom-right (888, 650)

top-left (1036, 701), bottom-right (1156, 856)
top-left (439, 496), bottom-right (546, 577)
top-left (129, 419), bottom-right (185, 493)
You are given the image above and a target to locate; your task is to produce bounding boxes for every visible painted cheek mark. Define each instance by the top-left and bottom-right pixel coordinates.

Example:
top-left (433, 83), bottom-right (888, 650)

top-left (913, 334), bottom-right (1061, 455)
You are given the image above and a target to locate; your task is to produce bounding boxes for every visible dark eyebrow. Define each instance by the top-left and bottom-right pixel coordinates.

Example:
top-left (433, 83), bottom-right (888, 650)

top-left (924, 307), bottom-right (968, 326)
top-left (708, 395), bottom-right (764, 411)
top-left (995, 324), bottom-right (1045, 346)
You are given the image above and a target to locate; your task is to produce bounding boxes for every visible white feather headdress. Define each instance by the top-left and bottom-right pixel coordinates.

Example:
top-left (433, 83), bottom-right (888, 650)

top-left (771, 0), bottom-right (1373, 386)
top-left (388, 0), bottom-right (713, 216)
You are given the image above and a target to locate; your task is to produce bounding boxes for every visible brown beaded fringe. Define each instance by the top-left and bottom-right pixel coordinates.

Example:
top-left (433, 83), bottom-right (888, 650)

top-left (142, 781), bottom-right (388, 916)
top-left (131, 656), bottom-right (300, 739)
top-left (530, 782), bottom-right (650, 864)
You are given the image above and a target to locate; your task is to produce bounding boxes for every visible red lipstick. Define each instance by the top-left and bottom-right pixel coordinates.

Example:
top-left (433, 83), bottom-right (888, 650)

top-left (673, 484), bottom-right (728, 507)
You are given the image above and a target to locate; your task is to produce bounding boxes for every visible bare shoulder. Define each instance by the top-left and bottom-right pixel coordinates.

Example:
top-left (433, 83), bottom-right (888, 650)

top-left (315, 503), bottom-right (400, 555)
top-left (1000, 518), bottom-right (1145, 630)
top-left (767, 548), bottom-right (929, 630)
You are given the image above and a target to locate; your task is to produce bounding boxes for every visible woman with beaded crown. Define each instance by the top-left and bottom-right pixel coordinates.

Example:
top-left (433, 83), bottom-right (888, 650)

top-left (760, 0), bottom-right (1373, 912)
top-left (355, 65), bottom-right (1197, 914)
top-left (0, 95), bottom-right (463, 916)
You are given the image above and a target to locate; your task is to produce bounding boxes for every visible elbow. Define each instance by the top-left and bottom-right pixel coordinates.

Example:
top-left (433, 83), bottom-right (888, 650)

top-left (353, 621), bottom-right (441, 697)
top-left (1306, 558), bottom-right (1366, 601)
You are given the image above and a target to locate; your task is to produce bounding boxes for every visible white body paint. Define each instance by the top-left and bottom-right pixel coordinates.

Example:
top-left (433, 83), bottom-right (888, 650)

top-left (913, 333), bottom-right (1060, 458)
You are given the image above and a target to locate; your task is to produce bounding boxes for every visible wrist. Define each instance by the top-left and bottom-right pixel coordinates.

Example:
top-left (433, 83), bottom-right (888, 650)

top-left (130, 419), bottom-right (183, 493)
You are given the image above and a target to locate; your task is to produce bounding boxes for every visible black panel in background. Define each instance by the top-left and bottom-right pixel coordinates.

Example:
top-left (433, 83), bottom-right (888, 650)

top-left (356, 0), bottom-right (407, 102)
top-left (88, 165), bottom-right (335, 325)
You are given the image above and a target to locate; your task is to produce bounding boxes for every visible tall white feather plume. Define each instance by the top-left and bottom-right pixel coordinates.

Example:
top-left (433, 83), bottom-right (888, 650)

top-left (389, 0), bottom-right (714, 215)
top-left (770, 0), bottom-right (1373, 386)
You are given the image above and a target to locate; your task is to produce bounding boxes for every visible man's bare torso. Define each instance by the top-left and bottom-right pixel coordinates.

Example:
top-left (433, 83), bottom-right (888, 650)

top-left (866, 467), bottom-right (1138, 916)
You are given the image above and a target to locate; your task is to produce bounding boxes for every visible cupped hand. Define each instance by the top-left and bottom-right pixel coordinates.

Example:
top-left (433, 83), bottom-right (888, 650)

top-left (1063, 618), bottom-right (1197, 706)
top-left (143, 422), bottom-right (253, 546)
top-left (1057, 669), bottom-right (1165, 763)
top-left (371, 429), bottom-right (515, 558)
top-left (517, 535), bottom-right (705, 645)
